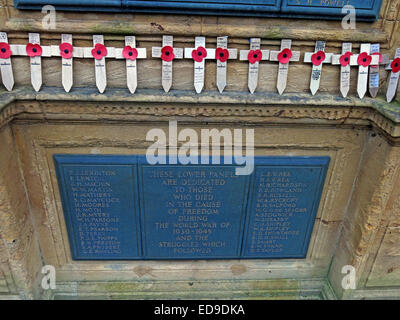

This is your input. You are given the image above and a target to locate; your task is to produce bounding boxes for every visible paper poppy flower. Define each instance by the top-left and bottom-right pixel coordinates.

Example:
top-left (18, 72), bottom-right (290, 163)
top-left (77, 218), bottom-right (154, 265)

top-left (0, 42), bottom-right (11, 59)
top-left (161, 46), bottom-right (174, 62)
top-left (339, 52), bottom-right (353, 67)
top-left (311, 51), bottom-right (326, 66)
top-left (122, 45), bottom-right (138, 61)
top-left (371, 52), bottom-right (383, 67)
top-left (277, 48), bottom-right (292, 64)
top-left (59, 42), bottom-right (73, 59)
top-left (192, 46), bottom-right (207, 62)
top-left (248, 49), bottom-right (262, 64)
top-left (91, 43), bottom-right (107, 60)
top-left (26, 43), bottom-right (42, 57)
top-left (391, 58), bottom-right (400, 73)
top-left (357, 52), bottom-right (372, 67)
top-left (215, 47), bottom-right (229, 63)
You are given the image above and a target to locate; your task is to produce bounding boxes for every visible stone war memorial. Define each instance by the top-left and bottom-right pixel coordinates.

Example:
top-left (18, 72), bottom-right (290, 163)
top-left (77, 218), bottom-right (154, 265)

top-left (0, 0), bottom-right (400, 301)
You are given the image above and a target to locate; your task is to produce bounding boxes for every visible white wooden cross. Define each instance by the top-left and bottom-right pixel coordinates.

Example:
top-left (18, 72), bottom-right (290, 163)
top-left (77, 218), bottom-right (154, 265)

top-left (0, 32), bottom-right (14, 91)
top-left (61, 35), bottom-right (145, 94)
top-left (3, 33), bottom-right (52, 92)
top-left (215, 36), bottom-right (237, 93)
top-left (50, 34), bottom-right (84, 92)
top-left (239, 38), bottom-right (270, 94)
top-left (58, 34), bottom-right (74, 92)
top-left (84, 35), bottom-right (109, 93)
top-left (331, 42), bottom-right (353, 98)
top-left (184, 36), bottom-right (215, 93)
top-left (152, 35), bottom-right (183, 93)
top-left (80, 35), bottom-right (116, 93)
top-left (304, 41), bottom-right (333, 96)
top-left (355, 44), bottom-right (377, 99)
top-left (368, 43), bottom-right (389, 98)
top-left (385, 48), bottom-right (400, 103)
top-left (114, 36), bottom-right (146, 94)
top-left (331, 43), bottom-right (381, 98)
top-left (28, 33), bottom-right (52, 92)
top-left (269, 39), bottom-right (300, 95)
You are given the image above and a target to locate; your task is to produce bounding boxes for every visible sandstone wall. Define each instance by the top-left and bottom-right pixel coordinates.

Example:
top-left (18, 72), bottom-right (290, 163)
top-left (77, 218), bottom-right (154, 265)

top-left (0, 0), bottom-right (399, 299)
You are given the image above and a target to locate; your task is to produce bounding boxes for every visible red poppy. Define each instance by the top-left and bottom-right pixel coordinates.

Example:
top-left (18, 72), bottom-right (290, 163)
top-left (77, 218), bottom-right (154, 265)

top-left (391, 58), bottom-right (400, 73)
top-left (277, 48), bottom-right (292, 64)
top-left (247, 49), bottom-right (262, 64)
top-left (59, 42), bottom-right (73, 59)
top-left (339, 51), bottom-right (353, 67)
top-left (122, 45), bottom-right (138, 61)
top-left (215, 47), bottom-right (229, 63)
top-left (91, 43), bottom-right (107, 60)
top-left (161, 46), bottom-right (174, 62)
top-left (371, 52), bottom-right (382, 67)
top-left (26, 43), bottom-right (42, 57)
top-left (192, 46), bottom-right (207, 62)
top-left (311, 50), bottom-right (326, 66)
top-left (0, 42), bottom-right (12, 59)
top-left (357, 52), bottom-right (372, 67)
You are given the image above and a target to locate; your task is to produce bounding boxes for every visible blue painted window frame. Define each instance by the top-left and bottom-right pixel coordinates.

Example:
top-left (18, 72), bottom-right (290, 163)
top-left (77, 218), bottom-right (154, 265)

top-left (281, 0), bottom-right (383, 21)
top-left (14, 0), bottom-right (382, 21)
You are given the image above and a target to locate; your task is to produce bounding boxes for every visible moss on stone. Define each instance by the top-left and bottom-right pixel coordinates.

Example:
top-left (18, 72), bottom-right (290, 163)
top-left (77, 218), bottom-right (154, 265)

top-left (92, 23), bottom-right (134, 35)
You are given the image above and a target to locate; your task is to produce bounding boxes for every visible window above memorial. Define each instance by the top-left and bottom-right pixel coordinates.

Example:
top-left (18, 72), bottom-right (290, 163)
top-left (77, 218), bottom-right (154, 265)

top-left (14, 0), bottom-right (383, 21)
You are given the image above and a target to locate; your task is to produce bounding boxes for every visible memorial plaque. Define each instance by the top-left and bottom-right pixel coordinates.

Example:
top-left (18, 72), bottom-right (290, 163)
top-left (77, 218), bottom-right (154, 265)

top-left (54, 155), bottom-right (330, 260)
top-left (54, 155), bottom-right (141, 259)
top-left (139, 163), bottom-right (249, 259)
top-left (242, 157), bottom-right (330, 258)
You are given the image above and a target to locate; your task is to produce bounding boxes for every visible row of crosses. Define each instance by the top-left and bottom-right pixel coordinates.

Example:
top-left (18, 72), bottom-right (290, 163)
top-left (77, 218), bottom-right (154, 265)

top-left (1, 32), bottom-right (400, 102)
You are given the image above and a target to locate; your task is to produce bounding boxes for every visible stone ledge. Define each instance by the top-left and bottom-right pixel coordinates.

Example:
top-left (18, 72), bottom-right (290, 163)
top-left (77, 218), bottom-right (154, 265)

top-left (1, 86), bottom-right (400, 138)
top-left (50, 278), bottom-right (327, 300)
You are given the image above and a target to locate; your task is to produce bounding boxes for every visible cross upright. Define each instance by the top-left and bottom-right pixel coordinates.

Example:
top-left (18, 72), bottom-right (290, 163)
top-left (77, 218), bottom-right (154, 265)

top-left (369, 43), bottom-right (389, 98)
top-left (184, 37), bottom-right (216, 94)
top-left (269, 39), bottom-right (300, 95)
top-left (304, 41), bottom-right (333, 95)
top-left (152, 35), bottom-right (183, 93)
top-left (215, 36), bottom-right (237, 93)
top-left (114, 36), bottom-right (147, 94)
top-left (385, 48), bottom-right (400, 102)
top-left (80, 35), bottom-right (115, 93)
top-left (330, 42), bottom-right (353, 98)
top-left (239, 38), bottom-right (270, 94)
top-left (0, 32), bottom-right (14, 91)
top-left (355, 44), bottom-right (376, 99)
top-left (50, 34), bottom-right (85, 92)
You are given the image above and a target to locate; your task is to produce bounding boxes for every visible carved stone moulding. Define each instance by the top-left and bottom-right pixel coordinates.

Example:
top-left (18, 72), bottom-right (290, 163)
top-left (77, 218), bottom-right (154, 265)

top-left (1, 87), bottom-right (399, 143)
